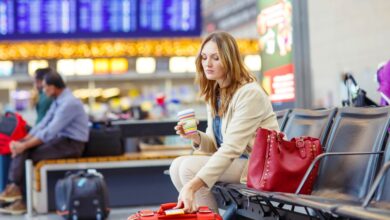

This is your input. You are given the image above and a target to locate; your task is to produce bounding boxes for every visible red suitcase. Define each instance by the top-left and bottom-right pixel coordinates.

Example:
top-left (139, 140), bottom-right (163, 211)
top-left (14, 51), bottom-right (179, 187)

top-left (127, 203), bottom-right (222, 220)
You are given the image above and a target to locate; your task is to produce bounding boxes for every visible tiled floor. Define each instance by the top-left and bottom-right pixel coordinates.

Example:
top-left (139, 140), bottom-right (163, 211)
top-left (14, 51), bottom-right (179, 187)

top-left (1, 207), bottom-right (226, 219)
top-left (0, 206), bottom-right (159, 220)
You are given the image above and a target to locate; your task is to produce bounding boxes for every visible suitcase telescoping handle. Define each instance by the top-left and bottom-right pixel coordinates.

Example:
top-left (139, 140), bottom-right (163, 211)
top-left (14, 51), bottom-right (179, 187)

top-left (343, 73), bottom-right (358, 87)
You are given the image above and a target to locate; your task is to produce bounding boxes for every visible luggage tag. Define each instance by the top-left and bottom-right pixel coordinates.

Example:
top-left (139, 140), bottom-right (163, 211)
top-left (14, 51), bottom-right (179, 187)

top-left (165, 208), bottom-right (184, 216)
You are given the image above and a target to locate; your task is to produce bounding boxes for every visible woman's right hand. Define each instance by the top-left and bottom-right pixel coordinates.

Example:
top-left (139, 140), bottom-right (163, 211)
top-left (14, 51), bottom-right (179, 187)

top-left (174, 121), bottom-right (201, 145)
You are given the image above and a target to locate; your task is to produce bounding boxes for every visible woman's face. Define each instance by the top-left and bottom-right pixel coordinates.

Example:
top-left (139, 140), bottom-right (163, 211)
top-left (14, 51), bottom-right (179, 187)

top-left (201, 41), bottom-right (226, 84)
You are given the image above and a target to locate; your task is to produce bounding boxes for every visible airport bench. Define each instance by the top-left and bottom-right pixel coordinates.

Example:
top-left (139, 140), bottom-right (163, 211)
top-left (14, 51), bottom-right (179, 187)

top-left (212, 107), bottom-right (390, 220)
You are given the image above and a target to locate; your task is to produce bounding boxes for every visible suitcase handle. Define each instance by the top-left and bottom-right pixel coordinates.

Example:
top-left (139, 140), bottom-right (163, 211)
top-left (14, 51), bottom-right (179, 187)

top-left (158, 203), bottom-right (219, 219)
top-left (343, 73), bottom-right (358, 87)
top-left (140, 210), bottom-right (154, 217)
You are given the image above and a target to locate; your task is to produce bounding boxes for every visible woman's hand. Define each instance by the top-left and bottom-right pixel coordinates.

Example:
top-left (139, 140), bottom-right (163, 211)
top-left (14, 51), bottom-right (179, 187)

top-left (174, 121), bottom-right (201, 145)
top-left (175, 183), bottom-right (197, 213)
top-left (174, 177), bottom-right (206, 213)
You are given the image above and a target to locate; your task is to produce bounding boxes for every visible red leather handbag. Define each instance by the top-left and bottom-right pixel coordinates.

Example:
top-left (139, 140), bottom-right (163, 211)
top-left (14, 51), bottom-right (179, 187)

top-left (127, 203), bottom-right (222, 220)
top-left (247, 128), bottom-right (323, 194)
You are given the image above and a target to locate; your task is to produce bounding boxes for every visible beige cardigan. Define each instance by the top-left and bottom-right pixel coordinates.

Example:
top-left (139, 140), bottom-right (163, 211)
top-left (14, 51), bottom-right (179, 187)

top-left (194, 82), bottom-right (279, 188)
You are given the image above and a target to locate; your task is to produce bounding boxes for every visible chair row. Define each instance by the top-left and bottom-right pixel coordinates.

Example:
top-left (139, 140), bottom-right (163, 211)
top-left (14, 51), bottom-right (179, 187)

top-left (212, 106), bottom-right (390, 220)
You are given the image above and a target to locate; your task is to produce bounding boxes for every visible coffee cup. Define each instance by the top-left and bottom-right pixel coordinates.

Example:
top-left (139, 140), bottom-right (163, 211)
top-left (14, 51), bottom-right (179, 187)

top-left (177, 109), bottom-right (197, 135)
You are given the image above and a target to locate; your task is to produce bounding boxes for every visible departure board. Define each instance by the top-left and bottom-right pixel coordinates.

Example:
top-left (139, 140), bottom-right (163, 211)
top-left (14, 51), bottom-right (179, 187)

top-left (0, 0), bottom-right (14, 35)
top-left (139, 0), bottom-right (198, 32)
top-left (16, 0), bottom-right (77, 34)
top-left (0, 0), bottom-right (201, 40)
top-left (78, 0), bottom-right (137, 33)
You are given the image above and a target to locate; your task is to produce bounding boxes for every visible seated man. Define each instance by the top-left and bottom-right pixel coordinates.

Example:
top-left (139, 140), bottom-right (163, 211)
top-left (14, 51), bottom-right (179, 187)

top-left (0, 72), bottom-right (89, 215)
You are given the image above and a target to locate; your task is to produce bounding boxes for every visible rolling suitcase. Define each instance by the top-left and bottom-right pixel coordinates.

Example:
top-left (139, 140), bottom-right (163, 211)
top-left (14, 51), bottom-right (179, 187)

top-left (55, 169), bottom-right (110, 220)
top-left (128, 203), bottom-right (222, 220)
top-left (342, 73), bottom-right (378, 107)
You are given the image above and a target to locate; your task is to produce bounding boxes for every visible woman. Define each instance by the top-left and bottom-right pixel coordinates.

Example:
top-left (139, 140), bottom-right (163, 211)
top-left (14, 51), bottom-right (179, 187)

top-left (170, 32), bottom-right (279, 213)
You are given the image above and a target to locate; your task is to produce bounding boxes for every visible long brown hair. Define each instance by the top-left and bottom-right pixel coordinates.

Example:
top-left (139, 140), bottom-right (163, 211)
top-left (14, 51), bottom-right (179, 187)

top-left (195, 32), bottom-right (256, 117)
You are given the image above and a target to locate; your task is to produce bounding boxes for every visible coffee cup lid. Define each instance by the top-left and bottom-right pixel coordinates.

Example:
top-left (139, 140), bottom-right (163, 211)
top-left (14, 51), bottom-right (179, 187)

top-left (177, 108), bottom-right (195, 117)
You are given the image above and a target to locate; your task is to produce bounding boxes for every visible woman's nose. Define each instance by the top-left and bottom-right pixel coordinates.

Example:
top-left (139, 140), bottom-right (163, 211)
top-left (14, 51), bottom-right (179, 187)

top-left (206, 58), bottom-right (212, 66)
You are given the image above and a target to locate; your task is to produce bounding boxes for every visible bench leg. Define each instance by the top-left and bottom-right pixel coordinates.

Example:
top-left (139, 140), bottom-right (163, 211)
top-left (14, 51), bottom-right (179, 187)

top-left (223, 203), bottom-right (239, 220)
top-left (25, 159), bottom-right (34, 218)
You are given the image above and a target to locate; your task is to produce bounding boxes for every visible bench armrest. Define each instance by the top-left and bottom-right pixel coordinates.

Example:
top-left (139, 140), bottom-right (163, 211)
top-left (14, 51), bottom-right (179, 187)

top-left (296, 151), bottom-right (384, 194)
top-left (362, 161), bottom-right (390, 207)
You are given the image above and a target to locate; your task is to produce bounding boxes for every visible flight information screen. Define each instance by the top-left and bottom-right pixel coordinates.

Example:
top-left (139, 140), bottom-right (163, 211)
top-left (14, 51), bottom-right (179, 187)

top-left (0, 0), bottom-right (201, 40)
top-left (78, 0), bottom-right (137, 33)
top-left (0, 0), bottom-right (15, 35)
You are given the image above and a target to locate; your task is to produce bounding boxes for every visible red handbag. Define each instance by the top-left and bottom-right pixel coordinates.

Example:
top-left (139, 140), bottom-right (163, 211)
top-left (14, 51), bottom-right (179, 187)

top-left (127, 203), bottom-right (222, 220)
top-left (247, 128), bottom-right (323, 194)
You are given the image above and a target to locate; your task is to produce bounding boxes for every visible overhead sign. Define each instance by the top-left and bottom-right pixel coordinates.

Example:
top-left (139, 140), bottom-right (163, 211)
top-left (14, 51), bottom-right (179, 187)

top-left (0, 0), bottom-right (201, 40)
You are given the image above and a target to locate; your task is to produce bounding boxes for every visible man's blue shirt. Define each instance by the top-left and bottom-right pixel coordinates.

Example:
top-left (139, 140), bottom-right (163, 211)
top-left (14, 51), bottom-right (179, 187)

top-left (29, 88), bottom-right (89, 143)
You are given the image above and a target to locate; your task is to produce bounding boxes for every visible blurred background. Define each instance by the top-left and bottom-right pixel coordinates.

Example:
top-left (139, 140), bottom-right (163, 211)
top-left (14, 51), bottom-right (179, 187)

top-left (0, 0), bottom-right (389, 124)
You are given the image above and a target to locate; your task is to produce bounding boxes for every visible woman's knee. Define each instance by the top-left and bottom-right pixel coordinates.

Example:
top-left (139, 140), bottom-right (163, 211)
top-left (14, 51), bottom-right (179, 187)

top-left (178, 156), bottom-right (206, 180)
top-left (169, 156), bottom-right (187, 177)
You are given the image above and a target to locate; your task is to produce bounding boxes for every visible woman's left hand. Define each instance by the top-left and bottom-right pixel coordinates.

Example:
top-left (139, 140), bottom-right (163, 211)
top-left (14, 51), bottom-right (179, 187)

top-left (175, 183), bottom-right (197, 213)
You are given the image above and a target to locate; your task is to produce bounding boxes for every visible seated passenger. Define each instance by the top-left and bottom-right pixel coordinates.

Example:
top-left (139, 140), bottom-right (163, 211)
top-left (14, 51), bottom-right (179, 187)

top-left (33, 68), bottom-right (53, 124)
top-left (0, 72), bottom-right (89, 215)
top-left (170, 32), bottom-right (279, 213)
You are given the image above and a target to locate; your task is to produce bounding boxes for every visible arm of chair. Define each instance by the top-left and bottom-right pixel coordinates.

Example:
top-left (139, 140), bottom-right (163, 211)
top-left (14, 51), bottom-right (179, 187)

top-left (295, 151), bottom-right (384, 194)
top-left (362, 161), bottom-right (390, 207)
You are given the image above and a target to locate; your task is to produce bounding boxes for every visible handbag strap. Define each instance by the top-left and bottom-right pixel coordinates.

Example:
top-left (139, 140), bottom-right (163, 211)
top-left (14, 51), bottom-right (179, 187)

top-left (271, 130), bottom-right (284, 153)
top-left (296, 138), bottom-right (307, 159)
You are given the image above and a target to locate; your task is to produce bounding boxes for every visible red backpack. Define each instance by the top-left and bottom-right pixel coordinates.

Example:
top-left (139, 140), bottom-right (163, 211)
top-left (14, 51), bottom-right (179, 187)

top-left (0, 112), bottom-right (29, 154)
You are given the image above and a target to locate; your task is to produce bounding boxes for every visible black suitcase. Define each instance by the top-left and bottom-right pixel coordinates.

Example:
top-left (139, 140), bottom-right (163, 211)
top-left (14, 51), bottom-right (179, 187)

top-left (83, 124), bottom-right (123, 157)
top-left (55, 169), bottom-right (110, 220)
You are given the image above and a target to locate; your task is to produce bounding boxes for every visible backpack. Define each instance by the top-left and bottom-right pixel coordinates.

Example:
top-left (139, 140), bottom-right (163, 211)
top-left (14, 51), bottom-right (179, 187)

top-left (55, 169), bottom-right (110, 220)
top-left (0, 112), bottom-right (29, 154)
